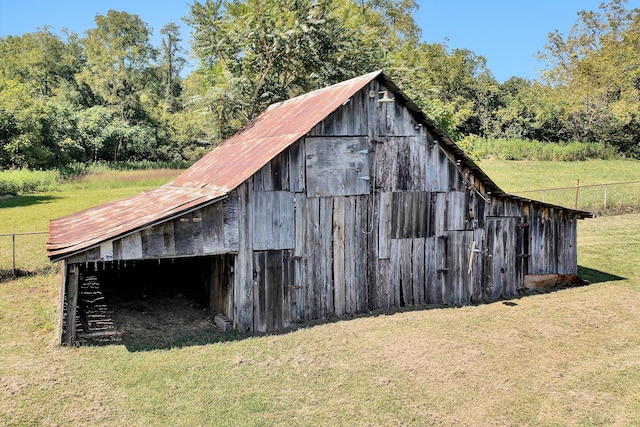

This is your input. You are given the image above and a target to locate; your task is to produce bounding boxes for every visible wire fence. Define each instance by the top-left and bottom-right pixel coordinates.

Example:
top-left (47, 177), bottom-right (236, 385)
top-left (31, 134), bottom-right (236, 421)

top-left (511, 180), bottom-right (640, 216)
top-left (1, 180), bottom-right (638, 281)
top-left (0, 232), bottom-right (57, 281)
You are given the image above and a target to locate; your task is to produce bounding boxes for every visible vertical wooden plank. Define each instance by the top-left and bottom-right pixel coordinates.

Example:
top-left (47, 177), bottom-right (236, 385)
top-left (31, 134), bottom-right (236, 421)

top-left (57, 260), bottom-right (67, 345)
top-left (471, 228), bottom-right (485, 302)
top-left (261, 162), bottom-right (273, 191)
top-left (65, 264), bottom-right (79, 346)
top-left (424, 236), bottom-right (438, 304)
top-left (223, 193), bottom-right (239, 251)
top-left (378, 192), bottom-right (392, 258)
top-left (390, 239), bottom-right (400, 307)
top-left (355, 195), bottom-right (369, 312)
top-left (276, 192), bottom-right (295, 249)
top-left (293, 193), bottom-right (306, 321)
top-left (344, 196), bottom-right (358, 314)
top-left (266, 250), bottom-right (282, 330)
top-left (375, 138), bottom-right (395, 192)
top-left (400, 239), bottom-right (414, 305)
top-left (234, 183), bottom-right (254, 332)
top-left (201, 201), bottom-right (225, 254)
top-left (304, 197), bottom-right (320, 320)
top-left (121, 233), bottom-right (143, 259)
top-left (333, 197), bottom-right (346, 316)
top-left (253, 251), bottom-right (266, 333)
top-left (163, 222), bottom-right (175, 256)
top-left (281, 250), bottom-right (292, 328)
top-left (412, 238), bottom-right (425, 304)
top-left (320, 197), bottom-right (334, 316)
top-left (289, 140), bottom-right (305, 193)
top-left (270, 154), bottom-right (283, 191)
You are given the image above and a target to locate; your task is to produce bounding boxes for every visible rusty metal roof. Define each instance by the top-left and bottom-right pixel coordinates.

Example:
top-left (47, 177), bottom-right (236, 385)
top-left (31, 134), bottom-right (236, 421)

top-left (47, 71), bottom-right (383, 260)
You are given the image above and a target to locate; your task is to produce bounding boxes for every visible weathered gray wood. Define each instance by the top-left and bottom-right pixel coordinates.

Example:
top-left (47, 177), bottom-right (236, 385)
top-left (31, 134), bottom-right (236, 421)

top-left (141, 226), bottom-right (164, 258)
top-left (471, 228), bottom-right (485, 302)
top-left (201, 202), bottom-right (225, 254)
top-left (305, 136), bottom-right (371, 197)
top-left (65, 264), bottom-right (79, 346)
top-left (424, 236), bottom-right (438, 304)
top-left (223, 193), bottom-right (239, 250)
top-left (333, 197), bottom-right (346, 316)
top-left (412, 238), bottom-right (425, 304)
top-left (390, 239), bottom-right (400, 307)
top-left (485, 217), bottom-right (517, 300)
top-left (234, 183), bottom-right (253, 332)
top-left (253, 191), bottom-right (295, 250)
top-left (319, 197), bottom-right (334, 316)
top-left (355, 195), bottom-right (369, 312)
top-left (174, 212), bottom-right (203, 256)
top-left (253, 251), bottom-right (266, 332)
top-left (304, 197), bottom-right (320, 319)
top-left (378, 192), bottom-right (392, 259)
top-left (399, 239), bottom-right (413, 305)
top-left (289, 141), bottom-right (305, 192)
top-left (121, 233), bottom-right (143, 259)
top-left (343, 196), bottom-right (358, 314)
top-left (446, 191), bottom-right (467, 231)
top-left (163, 221), bottom-right (176, 255)
top-left (375, 138), bottom-right (395, 192)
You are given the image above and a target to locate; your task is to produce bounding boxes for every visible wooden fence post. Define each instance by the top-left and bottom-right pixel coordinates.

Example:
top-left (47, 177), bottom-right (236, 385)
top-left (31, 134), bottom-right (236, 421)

top-left (574, 179), bottom-right (580, 209)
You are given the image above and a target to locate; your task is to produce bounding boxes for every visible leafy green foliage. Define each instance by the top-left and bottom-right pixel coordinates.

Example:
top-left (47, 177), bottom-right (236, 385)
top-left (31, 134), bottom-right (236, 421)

top-left (1, 0), bottom-right (640, 170)
top-left (0, 169), bottom-right (59, 194)
top-left (459, 137), bottom-right (617, 162)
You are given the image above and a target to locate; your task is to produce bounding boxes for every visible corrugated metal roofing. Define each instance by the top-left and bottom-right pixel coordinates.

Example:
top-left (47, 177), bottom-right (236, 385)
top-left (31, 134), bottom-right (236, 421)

top-left (48, 70), bottom-right (591, 260)
top-left (47, 70), bottom-right (383, 260)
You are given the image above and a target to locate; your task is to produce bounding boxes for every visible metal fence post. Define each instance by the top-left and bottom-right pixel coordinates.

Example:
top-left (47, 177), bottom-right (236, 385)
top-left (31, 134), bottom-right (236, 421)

top-left (12, 233), bottom-right (16, 275)
top-left (574, 179), bottom-right (580, 209)
top-left (603, 185), bottom-right (608, 209)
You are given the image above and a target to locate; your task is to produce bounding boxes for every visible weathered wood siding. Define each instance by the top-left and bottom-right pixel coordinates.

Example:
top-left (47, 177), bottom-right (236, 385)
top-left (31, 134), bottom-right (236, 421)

top-left (66, 195), bottom-right (240, 264)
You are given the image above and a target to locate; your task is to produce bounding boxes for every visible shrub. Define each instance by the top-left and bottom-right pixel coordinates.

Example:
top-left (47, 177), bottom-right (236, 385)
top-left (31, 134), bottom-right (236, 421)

top-left (0, 169), bottom-right (60, 194)
top-left (456, 137), bottom-right (617, 161)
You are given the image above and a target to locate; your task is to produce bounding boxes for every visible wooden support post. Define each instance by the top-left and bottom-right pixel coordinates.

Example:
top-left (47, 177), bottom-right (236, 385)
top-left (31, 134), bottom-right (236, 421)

top-left (57, 260), bottom-right (66, 345)
top-left (65, 264), bottom-right (79, 346)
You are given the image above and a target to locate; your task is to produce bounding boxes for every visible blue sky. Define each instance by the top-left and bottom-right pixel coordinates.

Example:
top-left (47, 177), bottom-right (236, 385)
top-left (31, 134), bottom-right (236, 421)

top-left (0, 0), bottom-right (636, 82)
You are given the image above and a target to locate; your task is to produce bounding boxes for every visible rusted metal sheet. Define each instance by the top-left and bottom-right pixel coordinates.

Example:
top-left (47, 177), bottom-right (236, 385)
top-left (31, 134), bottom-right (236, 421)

top-left (47, 186), bottom-right (226, 260)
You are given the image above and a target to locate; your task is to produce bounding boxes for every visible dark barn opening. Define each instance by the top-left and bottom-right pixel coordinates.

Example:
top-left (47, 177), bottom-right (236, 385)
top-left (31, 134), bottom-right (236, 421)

top-left (64, 255), bottom-right (234, 348)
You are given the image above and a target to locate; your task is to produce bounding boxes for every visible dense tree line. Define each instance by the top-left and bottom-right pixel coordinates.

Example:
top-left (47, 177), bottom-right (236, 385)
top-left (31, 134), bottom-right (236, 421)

top-left (1, 0), bottom-right (638, 170)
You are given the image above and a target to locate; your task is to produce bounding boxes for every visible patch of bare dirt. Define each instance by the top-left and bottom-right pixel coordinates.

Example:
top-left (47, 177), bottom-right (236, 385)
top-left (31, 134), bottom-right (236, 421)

top-left (83, 293), bottom-right (229, 350)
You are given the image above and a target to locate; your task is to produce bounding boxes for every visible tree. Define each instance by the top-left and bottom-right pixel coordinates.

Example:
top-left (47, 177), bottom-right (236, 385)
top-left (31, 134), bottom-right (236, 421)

top-left (185, 0), bottom-right (388, 141)
top-left (78, 10), bottom-right (158, 160)
top-left (159, 23), bottom-right (186, 112)
top-left (539, 0), bottom-right (640, 156)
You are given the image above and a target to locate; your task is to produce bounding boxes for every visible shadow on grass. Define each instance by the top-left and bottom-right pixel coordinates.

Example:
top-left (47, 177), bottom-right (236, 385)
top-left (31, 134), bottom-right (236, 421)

top-left (578, 265), bottom-right (626, 284)
top-left (0, 194), bottom-right (61, 208)
top-left (76, 267), bottom-right (627, 352)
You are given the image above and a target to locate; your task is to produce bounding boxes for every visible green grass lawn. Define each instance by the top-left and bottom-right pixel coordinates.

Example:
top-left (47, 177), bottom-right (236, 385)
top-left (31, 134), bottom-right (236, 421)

top-left (1, 162), bottom-right (639, 426)
top-left (479, 158), bottom-right (640, 214)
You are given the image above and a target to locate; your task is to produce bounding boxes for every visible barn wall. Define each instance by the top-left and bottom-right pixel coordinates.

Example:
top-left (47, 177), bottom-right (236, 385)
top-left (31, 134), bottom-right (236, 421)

top-left (228, 80), bottom-right (584, 332)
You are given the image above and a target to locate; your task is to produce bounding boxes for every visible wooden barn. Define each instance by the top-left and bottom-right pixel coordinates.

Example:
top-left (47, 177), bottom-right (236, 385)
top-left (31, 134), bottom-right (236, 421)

top-left (48, 71), bottom-right (591, 345)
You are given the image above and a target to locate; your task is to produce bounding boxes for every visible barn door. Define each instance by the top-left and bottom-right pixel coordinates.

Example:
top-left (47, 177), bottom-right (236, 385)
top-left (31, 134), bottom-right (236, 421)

top-left (484, 217), bottom-right (518, 300)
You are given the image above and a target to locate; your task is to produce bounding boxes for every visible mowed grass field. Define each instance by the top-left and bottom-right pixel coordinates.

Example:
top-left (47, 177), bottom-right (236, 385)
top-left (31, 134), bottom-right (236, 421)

top-left (1, 160), bottom-right (640, 426)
